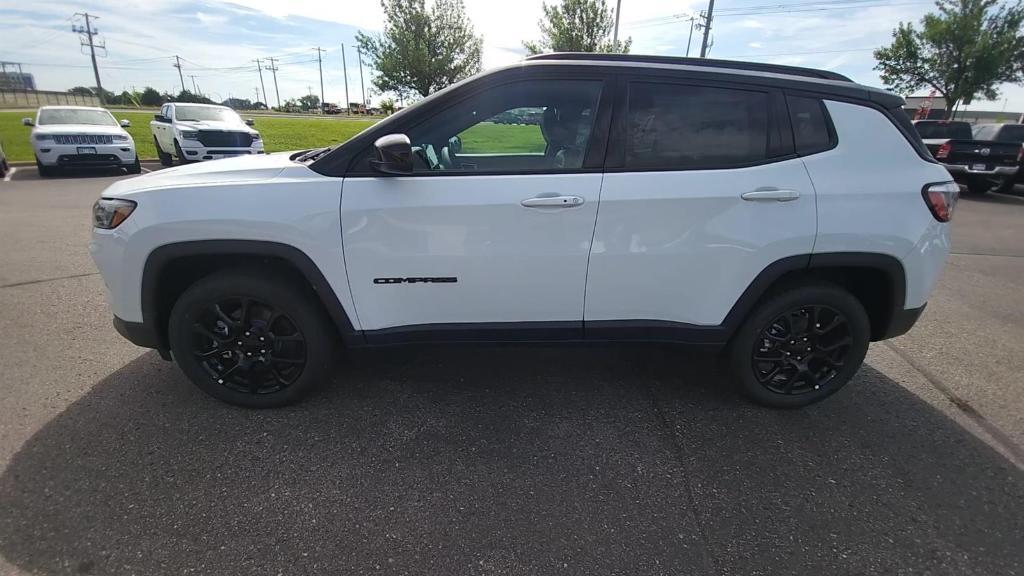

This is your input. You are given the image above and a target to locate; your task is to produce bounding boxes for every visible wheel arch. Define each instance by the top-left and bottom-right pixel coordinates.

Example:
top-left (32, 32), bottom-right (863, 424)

top-left (141, 240), bottom-right (360, 352)
top-left (723, 252), bottom-right (908, 342)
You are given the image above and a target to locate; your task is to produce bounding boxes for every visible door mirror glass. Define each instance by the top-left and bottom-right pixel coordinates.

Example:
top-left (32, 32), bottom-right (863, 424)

top-left (120, 119), bottom-right (131, 128)
top-left (153, 114), bottom-right (169, 123)
top-left (22, 117), bottom-right (33, 126)
top-left (370, 133), bottom-right (413, 175)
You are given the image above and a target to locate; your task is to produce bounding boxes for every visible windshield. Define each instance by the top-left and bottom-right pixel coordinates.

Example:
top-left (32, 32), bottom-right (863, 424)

top-left (175, 106), bottom-right (241, 123)
top-left (914, 121), bottom-right (973, 139)
top-left (994, 125), bottom-right (1024, 144)
top-left (37, 108), bottom-right (117, 126)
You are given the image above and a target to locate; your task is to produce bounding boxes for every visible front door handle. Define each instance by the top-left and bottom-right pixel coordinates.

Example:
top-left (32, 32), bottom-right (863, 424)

top-left (521, 195), bottom-right (584, 208)
top-left (741, 188), bottom-right (800, 202)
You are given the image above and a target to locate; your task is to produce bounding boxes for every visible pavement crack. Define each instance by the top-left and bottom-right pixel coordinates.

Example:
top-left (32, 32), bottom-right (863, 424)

top-left (0, 272), bottom-right (99, 289)
top-left (884, 340), bottom-right (1024, 468)
top-left (645, 382), bottom-right (720, 576)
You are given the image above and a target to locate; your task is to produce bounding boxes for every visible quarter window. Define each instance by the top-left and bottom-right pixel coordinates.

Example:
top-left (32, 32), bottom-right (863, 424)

top-left (404, 79), bottom-right (603, 173)
top-left (787, 95), bottom-right (833, 155)
top-left (625, 82), bottom-right (769, 169)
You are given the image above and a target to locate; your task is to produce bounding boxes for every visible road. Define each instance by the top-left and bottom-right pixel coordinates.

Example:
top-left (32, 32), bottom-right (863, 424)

top-left (0, 167), bottom-right (1022, 575)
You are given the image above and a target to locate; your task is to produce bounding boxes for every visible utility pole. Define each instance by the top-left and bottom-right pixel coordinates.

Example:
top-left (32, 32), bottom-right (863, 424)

top-left (265, 57), bottom-right (281, 109)
top-left (313, 47), bottom-right (327, 113)
top-left (72, 12), bottom-right (106, 104)
top-left (357, 47), bottom-right (366, 109)
top-left (341, 45), bottom-right (351, 114)
top-left (188, 75), bottom-right (200, 96)
top-left (253, 58), bottom-right (267, 106)
top-left (686, 15), bottom-right (697, 57)
top-left (173, 55), bottom-right (186, 93)
top-left (612, 0), bottom-right (622, 48)
top-left (254, 87), bottom-right (261, 104)
top-left (699, 0), bottom-right (715, 58)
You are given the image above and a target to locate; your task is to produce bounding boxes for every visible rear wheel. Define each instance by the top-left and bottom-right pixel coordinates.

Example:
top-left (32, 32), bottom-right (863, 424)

top-left (964, 177), bottom-right (992, 195)
top-left (155, 137), bottom-right (173, 166)
top-left (728, 283), bottom-right (870, 408)
top-left (167, 270), bottom-right (336, 408)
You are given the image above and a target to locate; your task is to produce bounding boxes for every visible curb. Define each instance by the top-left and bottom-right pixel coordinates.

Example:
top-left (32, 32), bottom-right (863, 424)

top-left (7, 158), bottom-right (161, 167)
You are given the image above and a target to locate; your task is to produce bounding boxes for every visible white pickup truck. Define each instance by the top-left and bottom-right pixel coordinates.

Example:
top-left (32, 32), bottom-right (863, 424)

top-left (150, 103), bottom-right (263, 165)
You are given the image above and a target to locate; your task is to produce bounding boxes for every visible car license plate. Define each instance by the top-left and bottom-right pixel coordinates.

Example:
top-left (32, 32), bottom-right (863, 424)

top-left (77, 147), bottom-right (97, 155)
top-left (971, 163), bottom-right (987, 171)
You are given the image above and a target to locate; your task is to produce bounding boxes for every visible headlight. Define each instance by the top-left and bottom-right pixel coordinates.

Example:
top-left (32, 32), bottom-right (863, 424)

top-left (179, 130), bottom-right (199, 140)
top-left (251, 132), bottom-right (261, 141)
top-left (112, 134), bottom-right (131, 143)
top-left (34, 134), bottom-right (53, 141)
top-left (92, 198), bottom-right (137, 229)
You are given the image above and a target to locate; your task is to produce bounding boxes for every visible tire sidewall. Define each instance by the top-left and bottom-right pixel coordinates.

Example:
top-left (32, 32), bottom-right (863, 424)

top-left (729, 284), bottom-right (870, 408)
top-left (167, 271), bottom-right (335, 408)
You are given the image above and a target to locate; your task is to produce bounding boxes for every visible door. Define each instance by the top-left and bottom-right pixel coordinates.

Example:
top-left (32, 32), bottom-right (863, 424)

top-left (155, 105), bottom-right (173, 150)
top-left (585, 79), bottom-right (817, 331)
top-left (341, 77), bottom-right (610, 340)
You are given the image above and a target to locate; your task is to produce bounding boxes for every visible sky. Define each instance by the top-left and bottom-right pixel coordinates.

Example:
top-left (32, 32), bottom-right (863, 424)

top-left (2, 0), bottom-right (1023, 112)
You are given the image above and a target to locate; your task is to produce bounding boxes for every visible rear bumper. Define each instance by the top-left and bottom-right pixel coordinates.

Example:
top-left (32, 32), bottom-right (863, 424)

top-left (944, 164), bottom-right (1018, 177)
top-left (876, 304), bottom-right (927, 341)
top-left (113, 316), bottom-right (170, 360)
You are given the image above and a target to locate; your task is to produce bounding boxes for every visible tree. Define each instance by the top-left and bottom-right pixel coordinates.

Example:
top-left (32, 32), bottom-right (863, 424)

top-left (379, 97), bottom-right (397, 115)
top-left (356, 0), bottom-right (483, 98)
top-left (172, 90), bottom-right (214, 104)
top-left (140, 87), bottom-right (163, 107)
top-left (298, 94), bottom-right (321, 111)
top-left (874, 0), bottom-right (1024, 119)
top-left (523, 0), bottom-right (630, 55)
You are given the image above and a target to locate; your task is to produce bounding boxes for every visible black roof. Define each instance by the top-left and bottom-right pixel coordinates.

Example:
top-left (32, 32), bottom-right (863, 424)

top-left (525, 52), bottom-right (853, 82)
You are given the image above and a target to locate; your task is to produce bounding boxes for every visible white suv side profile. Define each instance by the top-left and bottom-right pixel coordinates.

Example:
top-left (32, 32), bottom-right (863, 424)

top-left (150, 103), bottom-right (264, 165)
top-left (24, 106), bottom-right (139, 176)
top-left (90, 54), bottom-right (955, 409)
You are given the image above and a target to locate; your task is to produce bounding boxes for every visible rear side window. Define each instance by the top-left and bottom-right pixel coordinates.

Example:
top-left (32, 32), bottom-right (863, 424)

top-left (625, 82), bottom-right (769, 169)
top-left (787, 95), bottom-right (833, 155)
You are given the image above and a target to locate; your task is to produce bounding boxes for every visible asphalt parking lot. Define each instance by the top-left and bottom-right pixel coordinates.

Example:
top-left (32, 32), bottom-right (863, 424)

top-left (1, 166), bottom-right (1022, 575)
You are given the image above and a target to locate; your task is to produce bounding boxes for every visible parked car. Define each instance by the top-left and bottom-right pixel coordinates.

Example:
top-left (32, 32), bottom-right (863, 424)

top-left (912, 119), bottom-right (1019, 194)
top-left (23, 106), bottom-right (139, 177)
top-left (972, 123), bottom-right (1024, 193)
top-left (90, 53), bottom-right (955, 409)
top-left (0, 140), bottom-right (8, 179)
top-left (151, 103), bottom-right (263, 166)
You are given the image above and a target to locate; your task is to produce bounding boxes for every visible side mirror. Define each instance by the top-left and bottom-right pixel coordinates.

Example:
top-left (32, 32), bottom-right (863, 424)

top-left (22, 118), bottom-right (33, 126)
top-left (244, 118), bottom-right (255, 126)
top-left (120, 119), bottom-right (131, 128)
top-left (369, 133), bottom-right (413, 175)
top-left (153, 114), bottom-right (168, 123)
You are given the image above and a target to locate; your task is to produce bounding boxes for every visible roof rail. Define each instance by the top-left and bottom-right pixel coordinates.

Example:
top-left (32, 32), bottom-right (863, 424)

top-left (524, 52), bottom-right (853, 82)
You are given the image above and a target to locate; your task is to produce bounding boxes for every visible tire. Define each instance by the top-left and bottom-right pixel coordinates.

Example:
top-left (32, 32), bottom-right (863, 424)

top-left (35, 157), bottom-right (55, 178)
top-left (173, 140), bottom-right (190, 165)
top-left (727, 283), bottom-right (870, 408)
top-left (167, 269), bottom-right (336, 408)
top-left (155, 137), bottom-right (173, 166)
top-left (0, 159), bottom-right (7, 178)
top-left (126, 156), bottom-right (142, 174)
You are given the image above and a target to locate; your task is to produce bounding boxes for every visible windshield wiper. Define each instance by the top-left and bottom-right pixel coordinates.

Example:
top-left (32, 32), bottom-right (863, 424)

top-left (296, 146), bottom-right (331, 162)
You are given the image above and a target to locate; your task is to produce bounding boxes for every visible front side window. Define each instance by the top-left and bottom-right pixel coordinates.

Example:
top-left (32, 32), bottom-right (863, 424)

top-left (626, 82), bottom-right (769, 170)
top-left (37, 108), bottom-right (117, 126)
top-left (404, 79), bottom-right (603, 173)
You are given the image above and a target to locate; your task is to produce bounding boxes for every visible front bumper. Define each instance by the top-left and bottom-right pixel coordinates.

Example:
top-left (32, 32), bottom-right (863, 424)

top-left (35, 143), bottom-right (136, 167)
top-left (178, 139), bottom-right (265, 161)
top-left (113, 316), bottom-right (171, 359)
top-left (876, 304), bottom-right (927, 341)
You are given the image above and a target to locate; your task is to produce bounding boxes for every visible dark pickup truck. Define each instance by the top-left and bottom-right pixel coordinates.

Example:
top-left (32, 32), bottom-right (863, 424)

top-left (972, 123), bottom-right (1024, 193)
top-left (913, 120), bottom-right (1020, 194)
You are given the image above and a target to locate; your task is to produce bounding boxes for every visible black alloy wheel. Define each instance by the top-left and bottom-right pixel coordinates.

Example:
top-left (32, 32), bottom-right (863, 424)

top-left (751, 305), bottom-right (851, 395)
top-left (168, 269), bottom-right (335, 408)
top-left (190, 296), bottom-right (307, 395)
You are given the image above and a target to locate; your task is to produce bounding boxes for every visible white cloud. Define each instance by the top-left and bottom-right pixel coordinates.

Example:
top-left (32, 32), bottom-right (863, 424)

top-left (747, 42), bottom-right (763, 49)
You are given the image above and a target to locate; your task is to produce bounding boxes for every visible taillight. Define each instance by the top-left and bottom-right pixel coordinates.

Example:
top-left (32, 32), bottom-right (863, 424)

top-left (935, 142), bottom-right (952, 159)
top-left (922, 182), bottom-right (959, 222)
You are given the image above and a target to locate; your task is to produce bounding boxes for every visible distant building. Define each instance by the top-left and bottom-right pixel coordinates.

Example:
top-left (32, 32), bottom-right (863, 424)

top-left (0, 71), bottom-right (36, 90)
top-left (903, 93), bottom-right (1023, 124)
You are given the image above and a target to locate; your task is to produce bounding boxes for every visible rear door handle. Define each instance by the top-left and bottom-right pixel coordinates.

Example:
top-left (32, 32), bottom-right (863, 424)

top-left (741, 188), bottom-right (800, 202)
top-left (521, 195), bottom-right (584, 208)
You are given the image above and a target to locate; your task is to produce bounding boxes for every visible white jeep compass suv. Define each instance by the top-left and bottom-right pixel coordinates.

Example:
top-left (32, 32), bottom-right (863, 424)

top-left (90, 54), bottom-right (956, 409)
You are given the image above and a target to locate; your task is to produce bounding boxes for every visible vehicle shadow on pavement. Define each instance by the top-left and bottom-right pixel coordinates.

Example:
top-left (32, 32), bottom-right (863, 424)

top-left (1, 346), bottom-right (1021, 575)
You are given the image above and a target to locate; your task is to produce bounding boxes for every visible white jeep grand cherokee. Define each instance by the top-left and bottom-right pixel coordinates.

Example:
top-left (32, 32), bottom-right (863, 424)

top-left (151, 102), bottom-right (263, 165)
top-left (24, 106), bottom-right (140, 176)
top-left (90, 54), bottom-right (956, 409)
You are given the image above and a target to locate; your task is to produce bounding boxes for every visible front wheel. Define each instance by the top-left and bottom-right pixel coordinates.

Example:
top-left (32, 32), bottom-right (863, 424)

top-left (167, 270), bottom-right (336, 408)
top-left (155, 137), bottom-right (173, 166)
top-left (35, 157), bottom-right (55, 177)
top-left (126, 156), bottom-right (142, 174)
top-left (173, 140), bottom-right (191, 165)
top-left (728, 283), bottom-right (870, 408)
